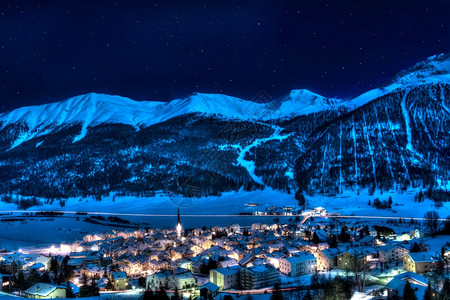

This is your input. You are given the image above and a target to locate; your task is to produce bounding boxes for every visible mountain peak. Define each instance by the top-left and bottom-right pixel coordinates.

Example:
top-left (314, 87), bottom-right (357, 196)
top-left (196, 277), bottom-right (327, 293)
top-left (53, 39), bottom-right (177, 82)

top-left (393, 53), bottom-right (450, 85)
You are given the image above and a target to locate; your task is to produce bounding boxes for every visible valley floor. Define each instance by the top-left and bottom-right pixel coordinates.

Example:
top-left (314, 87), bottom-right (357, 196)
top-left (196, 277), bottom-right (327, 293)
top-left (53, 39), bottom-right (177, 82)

top-left (1, 187), bottom-right (448, 218)
top-left (0, 187), bottom-right (448, 252)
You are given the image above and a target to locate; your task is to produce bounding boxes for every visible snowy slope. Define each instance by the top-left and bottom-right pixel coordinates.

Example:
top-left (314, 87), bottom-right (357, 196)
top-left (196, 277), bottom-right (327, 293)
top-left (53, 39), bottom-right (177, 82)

top-left (0, 91), bottom-right (340, 147)
top-left (345, 53), bottom-right (450, 108)
top-left (0, 93), bottom-right (261, 147)
top-left (264, 89), bottom-right (343, 119)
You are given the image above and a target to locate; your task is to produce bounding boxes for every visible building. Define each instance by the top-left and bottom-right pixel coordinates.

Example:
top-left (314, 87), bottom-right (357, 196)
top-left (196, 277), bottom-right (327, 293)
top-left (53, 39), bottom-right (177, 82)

top-left (403, 252), bottom-right (438, 273)
top-left (378, 244), bottom-right (409, 264)
top-left (173, 271), bottom-right (196, 290)
top-left (111, 271), bottom-right (129, 290)
top-left (25, 283), bottom-right (66, 299)
top-left (279, 252), bottom-right (316, 276)
top-left (314, 248), bottom-right (340, 271)
top-left (146, 271), bottom-right (172, 290)
top-left (337, 248), bottom-right (373, 270)
top-left (177, 207), bottom-right (183, 240)
top-left (239, 265), bottom-right (279, 290)
top-left (385, 271), bottom-right (428, 299)
top-left (199, 282), bottom-right (220, 299)
top-left (209, 266), bottom-right (241, 290)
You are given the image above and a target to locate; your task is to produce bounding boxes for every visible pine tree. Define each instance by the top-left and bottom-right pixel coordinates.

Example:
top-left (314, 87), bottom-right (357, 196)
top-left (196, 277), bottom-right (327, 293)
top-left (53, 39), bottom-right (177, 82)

top-left (410, 242), bottom-right (421, 253)
top-left (156, 284), bottom-right (170, 300)
top-left (302, 290), bottom-right (312, 300)
top-left (312, 232), bottom-right (320, 244)
top-left (423, 281), bottom-right (433, 300)
top-left (403, 281), bottom-right (418, 300)
top-left (142, 288), bottom-right (154, 300)
top-left (441, 278), bottom-right (450, 300)
top-left (340, 226), bottom-right (350, 243)
top-left (270, 283), bottom-right (284, 300)
top-left (171, 287), bottom-right (181, 300)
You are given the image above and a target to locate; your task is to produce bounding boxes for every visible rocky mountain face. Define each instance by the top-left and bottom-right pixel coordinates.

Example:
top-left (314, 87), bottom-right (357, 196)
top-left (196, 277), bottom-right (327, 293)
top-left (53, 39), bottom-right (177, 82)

top-left (0, 54), bottom-right (449, 203)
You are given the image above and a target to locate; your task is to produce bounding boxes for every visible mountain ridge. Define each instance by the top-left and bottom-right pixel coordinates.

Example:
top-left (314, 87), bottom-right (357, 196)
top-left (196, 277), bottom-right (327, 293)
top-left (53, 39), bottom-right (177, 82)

top-left (0, 53), bottom-right (449, 204)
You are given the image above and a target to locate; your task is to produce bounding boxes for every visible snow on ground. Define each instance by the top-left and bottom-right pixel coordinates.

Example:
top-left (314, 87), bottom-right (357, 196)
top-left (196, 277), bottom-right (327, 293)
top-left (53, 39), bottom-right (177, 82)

top-left (0, 217), bottom-right (118, 251)
top-left (217, 293), bottom-right (272, 300)
top-left (305, 188), bottom-right (450, 219)
top-left (1, 186), bottom-right (449, 222)
top-left (423, 235), bottom-right (450, 253)
top-left (1, 188), bottom-right (298, 216)
top-left (1, 187), bottom-right (449, 252)
top-left (0, 292), bottom-right (144, 300)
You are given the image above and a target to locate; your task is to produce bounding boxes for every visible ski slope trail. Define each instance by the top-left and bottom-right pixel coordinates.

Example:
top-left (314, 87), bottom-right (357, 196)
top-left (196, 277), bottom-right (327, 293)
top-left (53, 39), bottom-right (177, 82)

top-left (232, 124), bottom-right (291, 185)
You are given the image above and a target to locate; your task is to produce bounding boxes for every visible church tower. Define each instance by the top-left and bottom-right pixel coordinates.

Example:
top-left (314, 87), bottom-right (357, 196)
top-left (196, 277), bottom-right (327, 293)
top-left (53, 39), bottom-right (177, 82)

top-left (176, 207), bottom-right (182, 239)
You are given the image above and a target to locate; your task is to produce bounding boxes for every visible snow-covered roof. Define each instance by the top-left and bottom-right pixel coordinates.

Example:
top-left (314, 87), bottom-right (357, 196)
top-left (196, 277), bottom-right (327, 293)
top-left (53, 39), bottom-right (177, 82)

top-left (25, 283), bottom-right (66, 297)
top-left (200, 282), bottom-right (220, 293)
top-left (407, 252), bottom-right (438, 263)
top-left (321, 248), bottom-right (340, 258)
top-left (174, 272), bottom-right (194, 280)
top-left (245, 264), bottom-right (275, 274)
top-left (213, 266), bottom-right (241, 276)
top-left (359, 235), bottom-right (376, 243)
top-left (112, 271), bottom-right (127, 280)
top-left (385, 271), bottom-right (428, 299)
top-left (283, 252), bottom-right (315, 263)
top-left (379, 243), bottom-right (407, 253)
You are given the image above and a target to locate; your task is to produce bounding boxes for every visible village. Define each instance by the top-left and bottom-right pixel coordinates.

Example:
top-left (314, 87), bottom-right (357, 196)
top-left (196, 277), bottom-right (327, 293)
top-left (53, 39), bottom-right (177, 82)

top-left (0, 207), bottom-right (449, 300)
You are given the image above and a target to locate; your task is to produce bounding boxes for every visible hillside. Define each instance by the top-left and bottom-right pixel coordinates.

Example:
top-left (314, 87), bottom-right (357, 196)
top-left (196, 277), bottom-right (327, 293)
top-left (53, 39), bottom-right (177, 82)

top-left (0, 54), bottom-right (449, 207)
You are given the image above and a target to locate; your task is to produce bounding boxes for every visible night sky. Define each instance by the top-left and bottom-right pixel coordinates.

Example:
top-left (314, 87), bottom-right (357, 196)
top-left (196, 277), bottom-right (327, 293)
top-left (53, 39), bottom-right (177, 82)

top-left (0, 1), bottom-right (449, 112)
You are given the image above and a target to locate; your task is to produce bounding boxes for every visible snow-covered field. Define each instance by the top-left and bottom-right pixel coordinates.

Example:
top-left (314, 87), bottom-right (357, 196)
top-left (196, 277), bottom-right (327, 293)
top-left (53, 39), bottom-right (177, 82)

top-left (2, 186), bottom-right (448, 218)
top-left (1, 187), bottom-right (449, 252)
top-left (0, 188), bottom-right (298, 215)
top-left (306, 188), bottom-right (450, 219)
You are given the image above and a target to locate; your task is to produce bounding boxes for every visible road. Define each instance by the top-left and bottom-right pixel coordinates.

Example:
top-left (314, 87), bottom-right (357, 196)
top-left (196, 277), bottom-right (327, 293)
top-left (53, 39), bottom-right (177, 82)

top-left (1, 210), bottom-right (446, 220)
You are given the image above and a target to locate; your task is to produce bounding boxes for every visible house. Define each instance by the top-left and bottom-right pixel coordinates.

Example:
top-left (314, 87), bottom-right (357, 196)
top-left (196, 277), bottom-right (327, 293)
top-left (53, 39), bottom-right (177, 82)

top-left (378, 244), bottom-right (409, 264)
top-left (199, 282), bottom-right (220, 299)
top-left (146, 271), bottom-right (172, 290)
top-left (201, 240), bottom-right (215, 250)
top-left (34, 255), bottom-right (52, 271)
top-left (279, 252), bottom-right (316, 276)
top-left (209, 266), bottom-right (241, 290)
top-left (218, 259), bottom-right (239, 268)
top-left (173, 271), bottom-right (196, 290)
top-left (25, 283), bottom-right (66, 299)
top-left (314, 248), bottom-right (340, 271)
top-left (337, 248), bottom-right (373, 270)
top-left (358, 235), bottom-right (378, 247)
top-left (111, 271), bottom-right (129, 290)
top-left (83, 233), bottom-right (103, 243)
top-left (263, 252), bottom-right (286, 269)
top-left (29, 263), bottom-right (46, 273)
top-left (385, 271), bottom-right (428, 299)
top-left (403, 252), bottom-right (438, 273)
top-left (239, 265), bottom-right (279, 290)
top-left (238, 254), bottom-right (254, 267)
top-left (60, 282), bottom-right (79, 297)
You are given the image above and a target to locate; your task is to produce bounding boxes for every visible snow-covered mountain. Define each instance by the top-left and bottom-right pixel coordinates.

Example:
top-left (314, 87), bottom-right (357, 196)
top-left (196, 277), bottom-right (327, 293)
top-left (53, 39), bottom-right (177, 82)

top-left (0, 53), bottom-right (449, 205)
top-left (0, 90), bottom-right (342, 148)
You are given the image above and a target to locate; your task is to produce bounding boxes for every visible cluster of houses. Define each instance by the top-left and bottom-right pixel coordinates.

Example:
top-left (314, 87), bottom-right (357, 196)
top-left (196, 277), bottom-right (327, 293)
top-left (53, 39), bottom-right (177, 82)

top-left (0, 211), bottom-right (448, 299)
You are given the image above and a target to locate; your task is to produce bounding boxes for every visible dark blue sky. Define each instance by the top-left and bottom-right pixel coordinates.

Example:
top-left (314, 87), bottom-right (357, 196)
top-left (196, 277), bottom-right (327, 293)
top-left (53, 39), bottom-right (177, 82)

top-left (0, 0), bottom-right (449, 112)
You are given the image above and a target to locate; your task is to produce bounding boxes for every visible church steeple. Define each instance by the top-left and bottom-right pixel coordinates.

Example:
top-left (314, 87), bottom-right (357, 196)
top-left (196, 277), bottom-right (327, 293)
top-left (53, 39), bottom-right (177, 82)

top-left (176, 207), bottom-right (182, 239)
